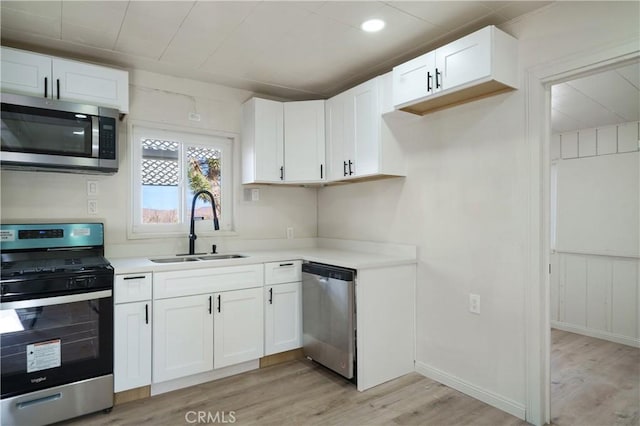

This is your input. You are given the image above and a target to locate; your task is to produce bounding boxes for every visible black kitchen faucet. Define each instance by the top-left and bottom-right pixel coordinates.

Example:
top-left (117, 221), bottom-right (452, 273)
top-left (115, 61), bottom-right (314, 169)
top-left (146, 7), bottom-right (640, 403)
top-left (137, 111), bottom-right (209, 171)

top-left (188, 190), bottom-right (219, 255)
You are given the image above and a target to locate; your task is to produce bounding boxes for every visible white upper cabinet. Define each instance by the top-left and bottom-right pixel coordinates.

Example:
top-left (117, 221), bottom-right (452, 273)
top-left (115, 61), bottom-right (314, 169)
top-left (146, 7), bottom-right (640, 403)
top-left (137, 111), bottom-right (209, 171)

top-left (242, 98), bottom-right (325, 184)
top-left (284, 100), bottom-right (326, 182)
top-left (52, 58), bottom-right (129, 112)
top-left (0, 46), bottom-right (129, 112)
top-left (242, 98), bottom-right (284, 184)
top-left (327, 74), bottom-right (406, 182)
top-left (326, 91), bottom-right (350, 181)
top-left (0, 47), bottom-right (51, 98)
top-left (393, 51), bottom-right (435, 108)
top-left (393, 25), bottom-right (518, 115)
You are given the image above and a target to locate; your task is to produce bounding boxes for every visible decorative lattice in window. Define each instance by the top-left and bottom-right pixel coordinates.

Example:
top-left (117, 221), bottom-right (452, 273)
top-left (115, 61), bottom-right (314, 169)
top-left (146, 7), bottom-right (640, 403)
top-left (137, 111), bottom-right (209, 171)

top-left (187, 146), bottom-right (221, 161)
top-left (142, 139), bottom-right (179, 151)
top-left (142, 159), bottom-right (178, 186)
top-left (141, 138), bottom-right (180, 186)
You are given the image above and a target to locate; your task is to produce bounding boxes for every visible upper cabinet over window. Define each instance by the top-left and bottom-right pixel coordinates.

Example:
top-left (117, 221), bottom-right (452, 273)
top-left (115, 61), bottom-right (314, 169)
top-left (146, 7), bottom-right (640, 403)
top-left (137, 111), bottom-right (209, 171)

top-left (393, 25), bottom-right (518, 115)
top-left (0, 46), bottom-right (129, 113)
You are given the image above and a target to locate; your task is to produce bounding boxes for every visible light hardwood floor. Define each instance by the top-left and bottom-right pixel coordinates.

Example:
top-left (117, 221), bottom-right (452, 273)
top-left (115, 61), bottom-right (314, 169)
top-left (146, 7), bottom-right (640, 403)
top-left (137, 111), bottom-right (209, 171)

top-left (59, 330), bottom-right (639, 426)
top-left (61, 360), bottom-right (526, 426)
top-left (550, 329), bottom-right (640, 426)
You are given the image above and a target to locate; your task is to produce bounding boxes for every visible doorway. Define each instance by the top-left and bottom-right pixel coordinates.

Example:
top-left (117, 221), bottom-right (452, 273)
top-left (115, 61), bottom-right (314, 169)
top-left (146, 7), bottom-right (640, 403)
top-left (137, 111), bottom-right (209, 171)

top-left (547, 63), bottom-right (640, 424)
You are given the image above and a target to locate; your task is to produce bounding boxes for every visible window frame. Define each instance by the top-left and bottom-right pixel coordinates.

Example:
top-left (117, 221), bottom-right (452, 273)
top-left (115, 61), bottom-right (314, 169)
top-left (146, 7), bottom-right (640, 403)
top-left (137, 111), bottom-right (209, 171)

top-left (129, 122), bottom-right (234, 239)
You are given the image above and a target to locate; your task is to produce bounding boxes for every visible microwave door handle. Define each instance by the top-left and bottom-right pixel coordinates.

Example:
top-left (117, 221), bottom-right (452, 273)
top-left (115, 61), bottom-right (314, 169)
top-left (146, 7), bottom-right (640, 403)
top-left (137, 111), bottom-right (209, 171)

top-left (91, 116), bottom-right (100, 158)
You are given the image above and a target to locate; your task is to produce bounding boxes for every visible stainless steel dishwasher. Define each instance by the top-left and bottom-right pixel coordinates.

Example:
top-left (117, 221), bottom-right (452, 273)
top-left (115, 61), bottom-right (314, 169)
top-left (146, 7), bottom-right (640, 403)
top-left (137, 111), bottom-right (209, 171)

top-left (302, 262), bottom-right (356, 382)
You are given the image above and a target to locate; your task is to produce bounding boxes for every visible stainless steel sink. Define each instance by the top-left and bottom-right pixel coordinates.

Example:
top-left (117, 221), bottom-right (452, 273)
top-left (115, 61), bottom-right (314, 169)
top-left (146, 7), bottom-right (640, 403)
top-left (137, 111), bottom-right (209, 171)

top-left (149, 256), bottom-right (200, 263)
top-left (149, 254), bottom-right (245, 263)
top-left (197, 254), bottom-right (246, 261)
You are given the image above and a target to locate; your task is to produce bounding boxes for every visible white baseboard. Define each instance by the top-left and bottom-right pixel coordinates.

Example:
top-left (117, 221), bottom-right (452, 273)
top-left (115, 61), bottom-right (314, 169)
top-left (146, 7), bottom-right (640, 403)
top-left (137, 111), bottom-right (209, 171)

top-left (551, 321), bottom-right (640, 348)
top-left (150, 360), bottom-right (259, 396)
top-left (414, 361), bottom-right (526, 420)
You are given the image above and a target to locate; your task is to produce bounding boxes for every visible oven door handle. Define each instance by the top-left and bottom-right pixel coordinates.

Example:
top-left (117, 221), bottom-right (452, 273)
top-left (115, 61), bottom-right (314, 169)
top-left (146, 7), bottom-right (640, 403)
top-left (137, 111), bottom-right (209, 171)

top-left (0, 290), bottom-right (112, 310)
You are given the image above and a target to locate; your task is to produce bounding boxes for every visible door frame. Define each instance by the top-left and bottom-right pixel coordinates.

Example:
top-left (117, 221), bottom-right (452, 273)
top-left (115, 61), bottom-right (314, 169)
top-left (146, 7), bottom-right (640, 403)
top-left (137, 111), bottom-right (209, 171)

top-left (524, 38), bottom-right (639, 426)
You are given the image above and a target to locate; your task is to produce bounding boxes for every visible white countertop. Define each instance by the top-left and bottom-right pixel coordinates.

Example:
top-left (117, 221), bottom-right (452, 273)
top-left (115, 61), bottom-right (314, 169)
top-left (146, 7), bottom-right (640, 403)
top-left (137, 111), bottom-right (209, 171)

top-left (108, 247), bottom-right (417, 274)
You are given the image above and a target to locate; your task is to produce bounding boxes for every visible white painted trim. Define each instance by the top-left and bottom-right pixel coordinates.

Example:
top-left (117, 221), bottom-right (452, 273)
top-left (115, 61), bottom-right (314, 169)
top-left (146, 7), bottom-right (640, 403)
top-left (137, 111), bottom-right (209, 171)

top-left (551, 322), bottom-right (640, 348)
top-left (150, 359), bottom-right (259, 396)
top-left (415, 361), bottom-right (526, 420)
top-left (525, 37), bottom-right (640, 426)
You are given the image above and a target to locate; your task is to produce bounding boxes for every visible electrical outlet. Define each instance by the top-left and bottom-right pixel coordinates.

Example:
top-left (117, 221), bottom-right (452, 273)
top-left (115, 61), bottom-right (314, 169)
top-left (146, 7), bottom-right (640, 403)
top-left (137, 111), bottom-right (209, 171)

top-left (88, 200), bottom-right (98, 215)
top-left (188, 112), bottom-right (201, 122)
top-left (286, 227), bottom-right (294, 239)
top-left (469, 293), bottom-right (481, 314)
top-left (251, 188), bottom-right (260, 201)
top-left (87, 180), bottom-right (98, 196)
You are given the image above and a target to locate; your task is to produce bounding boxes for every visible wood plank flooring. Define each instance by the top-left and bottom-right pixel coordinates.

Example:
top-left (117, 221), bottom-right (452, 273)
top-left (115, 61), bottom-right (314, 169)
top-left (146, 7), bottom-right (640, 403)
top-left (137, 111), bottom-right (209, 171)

top-left (59, 330), bottom-right (639, 426)
top-left (550, 329), bottom-right (640, 426)
top-left (61, 360), bottom-right (526, 426)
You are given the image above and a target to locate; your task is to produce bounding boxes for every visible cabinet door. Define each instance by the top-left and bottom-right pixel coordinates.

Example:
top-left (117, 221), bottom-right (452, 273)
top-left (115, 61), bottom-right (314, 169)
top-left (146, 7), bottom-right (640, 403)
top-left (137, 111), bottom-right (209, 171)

top-left (153, 295), bottom-right (213, 383)
top-left (214, 287), bottom-right (264, 369)
top-left (249, 98), bottom-right (284, 182)
top-left (0, 47), bottom-right (51, 98)
top-left (52, 58), bottom-right (129, 112)
top-left (265, 282), bottom-right (302, 355)
top-left (114, 302), bottom-right (152, 392)
top-left (392, 51), bottom-right (435, 107)
top-left (352, 78), bottom-right (381, 177)
top-left (326, 92), bottom-right (349, 180)
top-left (284, 100), bottom-right (325, 182)
top-left (435, 26), bottom-right (491, 92)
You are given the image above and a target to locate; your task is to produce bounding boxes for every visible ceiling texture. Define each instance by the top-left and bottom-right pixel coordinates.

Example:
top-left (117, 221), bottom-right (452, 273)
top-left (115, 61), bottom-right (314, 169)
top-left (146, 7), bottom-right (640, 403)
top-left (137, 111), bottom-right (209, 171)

top-left (1, 1), bottom-right (637, 133)
top-left (1, 1), bottom-right (552, 100)
top-left (551, 63), bottom-right (640, 133)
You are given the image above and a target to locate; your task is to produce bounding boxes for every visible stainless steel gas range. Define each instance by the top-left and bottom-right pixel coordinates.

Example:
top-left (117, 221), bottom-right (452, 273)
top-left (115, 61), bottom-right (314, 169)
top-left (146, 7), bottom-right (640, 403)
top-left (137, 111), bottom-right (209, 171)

top-left (0, 223), bottom-right (114, 425)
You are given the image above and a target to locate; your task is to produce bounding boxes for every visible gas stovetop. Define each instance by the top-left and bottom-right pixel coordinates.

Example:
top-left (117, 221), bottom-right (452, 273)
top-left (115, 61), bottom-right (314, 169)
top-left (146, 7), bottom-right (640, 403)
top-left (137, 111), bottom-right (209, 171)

top-left (1, 256), bottom-right (111, 279)
top-left (0, 224), bottom-right (113, 299)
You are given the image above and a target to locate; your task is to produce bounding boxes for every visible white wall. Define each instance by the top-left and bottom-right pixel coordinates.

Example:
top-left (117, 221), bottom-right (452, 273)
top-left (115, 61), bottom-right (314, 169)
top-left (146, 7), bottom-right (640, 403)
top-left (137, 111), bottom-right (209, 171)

top-left (0, 70), bottom-right (318, 257)
top-left (318, 1), bottom-right (639, 417)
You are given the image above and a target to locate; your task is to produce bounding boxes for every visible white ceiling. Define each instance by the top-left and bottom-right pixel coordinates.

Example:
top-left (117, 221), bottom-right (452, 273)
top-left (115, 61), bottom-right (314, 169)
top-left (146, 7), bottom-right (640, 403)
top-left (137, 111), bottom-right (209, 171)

top-left (2, 1), bottom-right (635, 132)
top-left (0, 0), bottom-right (553, 100)
top-left (552, 62), bottom-right (640, 133)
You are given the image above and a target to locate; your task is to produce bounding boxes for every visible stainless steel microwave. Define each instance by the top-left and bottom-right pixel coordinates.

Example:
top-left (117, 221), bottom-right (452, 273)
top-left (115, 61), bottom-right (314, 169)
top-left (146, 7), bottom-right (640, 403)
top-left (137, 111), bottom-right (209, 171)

top-left (0, 93), bottom-right (118, 174)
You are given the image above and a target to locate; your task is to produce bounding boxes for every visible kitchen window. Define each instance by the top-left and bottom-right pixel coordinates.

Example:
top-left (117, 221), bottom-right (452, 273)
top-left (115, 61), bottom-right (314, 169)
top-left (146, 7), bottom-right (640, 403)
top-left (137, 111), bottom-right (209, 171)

top-left (131, 125), bottom-right (233, 237)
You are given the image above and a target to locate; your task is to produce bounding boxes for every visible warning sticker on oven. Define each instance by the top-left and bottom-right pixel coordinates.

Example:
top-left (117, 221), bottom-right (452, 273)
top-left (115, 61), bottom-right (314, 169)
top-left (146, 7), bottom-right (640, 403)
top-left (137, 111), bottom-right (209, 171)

top-left (27, 339), bottom-right (61, 373)
top-left (0, 230), bottom-right (16, 242)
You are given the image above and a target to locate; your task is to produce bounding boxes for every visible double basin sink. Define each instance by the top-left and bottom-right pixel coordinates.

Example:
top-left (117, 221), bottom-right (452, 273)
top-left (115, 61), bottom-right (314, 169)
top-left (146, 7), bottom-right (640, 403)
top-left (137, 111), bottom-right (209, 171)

top-left (150, 254), bottom-right (245, 264)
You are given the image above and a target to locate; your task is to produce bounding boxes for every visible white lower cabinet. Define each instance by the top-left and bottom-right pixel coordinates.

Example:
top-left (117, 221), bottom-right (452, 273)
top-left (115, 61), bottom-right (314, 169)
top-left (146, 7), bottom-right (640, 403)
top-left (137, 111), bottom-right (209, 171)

top-left (114, 302), bottom-right (152, 392)
top-left (264, 282), bottom-right (302, 355)
top-left (151, 265), bottom-right (264, 384)
top-left (153, 294), bottom-right (214, 383)
top-left (213, 287), bottom-right (264, 369)
top-left (114, 273), bottom-right (152, 393)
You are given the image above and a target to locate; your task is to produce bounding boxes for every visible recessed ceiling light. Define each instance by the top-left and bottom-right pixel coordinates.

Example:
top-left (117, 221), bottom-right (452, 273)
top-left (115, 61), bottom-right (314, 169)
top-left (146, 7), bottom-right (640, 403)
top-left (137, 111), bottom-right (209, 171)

top-left (361, 19), bottom-right (385, 33)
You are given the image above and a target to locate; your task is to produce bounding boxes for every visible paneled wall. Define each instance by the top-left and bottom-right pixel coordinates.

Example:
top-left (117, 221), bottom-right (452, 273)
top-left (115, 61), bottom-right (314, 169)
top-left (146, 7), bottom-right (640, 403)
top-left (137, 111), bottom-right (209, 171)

top-left (550, 122), bottom-right (639, 346)
top-left (551, 252), bottom-right (639, 347)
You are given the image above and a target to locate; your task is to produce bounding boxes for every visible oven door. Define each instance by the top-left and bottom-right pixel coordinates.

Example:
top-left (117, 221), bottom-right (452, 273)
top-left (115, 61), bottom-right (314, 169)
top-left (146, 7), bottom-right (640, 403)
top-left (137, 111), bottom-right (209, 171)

top-left (0, 290), bottom-right (113, 399)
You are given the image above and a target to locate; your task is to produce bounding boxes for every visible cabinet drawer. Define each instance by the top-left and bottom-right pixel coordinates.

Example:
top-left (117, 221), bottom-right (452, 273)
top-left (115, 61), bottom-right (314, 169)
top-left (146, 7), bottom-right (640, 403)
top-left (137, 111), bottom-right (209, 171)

top-left (264, 261), bottom-right (302, 285)
top-left (115, 273), bottom-right (152, 303)
top-left (153, 264), bottom-right (263, 300)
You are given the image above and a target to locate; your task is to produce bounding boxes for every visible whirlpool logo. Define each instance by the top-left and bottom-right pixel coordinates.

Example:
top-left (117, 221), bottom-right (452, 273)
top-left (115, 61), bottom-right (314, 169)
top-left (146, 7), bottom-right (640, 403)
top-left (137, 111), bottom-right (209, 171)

top-left (30, 376), bottom-right (47, 384)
